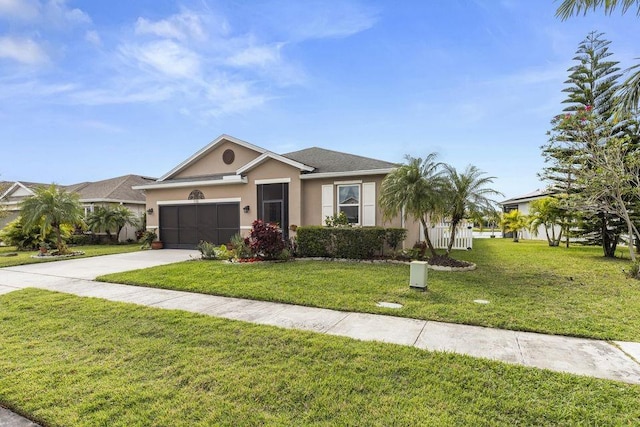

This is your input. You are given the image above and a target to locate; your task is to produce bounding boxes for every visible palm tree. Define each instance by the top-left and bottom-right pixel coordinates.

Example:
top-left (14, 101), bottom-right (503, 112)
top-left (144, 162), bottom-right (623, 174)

top-left (443, 165), bottom-right (502, 256)
top-left (111, 205), bottom-right (138, 242)
top-left (501, 210), bottom-right (528, 243)
top-left (379, 154), bottom-right (446, 258)
top-left (86, 206), bottom-right (117, 241)
top-left (556, 0), bottom-right (640, 19)
top-left (20, 184), bottom-right (84, 253)
top-left (528, 197), bottom-right (564, 247)
top-left (86, 205), bottom-right (137, 242)
top-left (556, 0), bottom-right (640, 114)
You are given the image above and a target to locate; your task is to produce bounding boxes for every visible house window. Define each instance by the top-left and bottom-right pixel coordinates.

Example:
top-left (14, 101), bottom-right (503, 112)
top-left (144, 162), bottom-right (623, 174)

top-left (337, 184), bottom-right (360, 224)
top-left (83, 205), bottom-right (94, 217)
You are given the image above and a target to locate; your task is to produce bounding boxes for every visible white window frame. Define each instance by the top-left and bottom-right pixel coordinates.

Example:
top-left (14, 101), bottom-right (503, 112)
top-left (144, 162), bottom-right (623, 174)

top-left (337, 184), bottom-right (361, 225)
top-left (83, 204), bottom-right (94, 217)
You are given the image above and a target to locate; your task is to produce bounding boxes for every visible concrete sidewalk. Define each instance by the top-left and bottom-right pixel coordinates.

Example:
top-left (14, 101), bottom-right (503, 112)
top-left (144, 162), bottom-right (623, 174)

top-left (1, 250), bottom-right (640, 386)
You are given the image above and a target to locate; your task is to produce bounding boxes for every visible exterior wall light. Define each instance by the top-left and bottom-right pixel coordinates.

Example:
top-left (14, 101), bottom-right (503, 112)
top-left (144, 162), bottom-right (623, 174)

top-left (147, 208), bottom-right (154, 214)
top-left (243, 205), bottom-right (250, 213)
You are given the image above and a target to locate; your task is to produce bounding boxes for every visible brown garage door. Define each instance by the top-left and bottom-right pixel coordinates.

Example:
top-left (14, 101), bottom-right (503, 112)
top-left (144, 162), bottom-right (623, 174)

top-left (159, 203), bottom-right (240, 249)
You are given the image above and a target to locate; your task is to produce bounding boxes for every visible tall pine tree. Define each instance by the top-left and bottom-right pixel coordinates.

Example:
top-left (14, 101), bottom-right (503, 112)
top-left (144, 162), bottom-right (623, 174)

top-left (541, 31), bottom-right (624, 256)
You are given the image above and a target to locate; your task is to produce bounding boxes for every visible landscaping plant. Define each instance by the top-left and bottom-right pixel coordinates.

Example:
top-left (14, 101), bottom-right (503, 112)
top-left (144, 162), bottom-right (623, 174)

top-left (246, 219), bottom-right (286, 260)
top-left (197, 241), bottom-right (231, 260)
top-left (19, 184), bottom-right (84, 254)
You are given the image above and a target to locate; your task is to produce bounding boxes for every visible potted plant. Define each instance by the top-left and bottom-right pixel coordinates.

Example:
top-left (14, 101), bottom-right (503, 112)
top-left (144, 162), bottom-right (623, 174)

top-left (140, 228), bottom-right (162, 249)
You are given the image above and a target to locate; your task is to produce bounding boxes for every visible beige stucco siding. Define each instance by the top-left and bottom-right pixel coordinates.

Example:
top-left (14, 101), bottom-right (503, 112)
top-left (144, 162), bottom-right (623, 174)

top-left (245, 159), bottom-right (302, 231)
top-left (173, 140), bottom-right (262, 179)
top-left (300, 176), bottom-right (421, 248)
top-left (145, 158), bottom-right (302, 240)
top-left (300, 175), bottom-right (397, 227)
top-left (144, 184), bottom-right (250, 238)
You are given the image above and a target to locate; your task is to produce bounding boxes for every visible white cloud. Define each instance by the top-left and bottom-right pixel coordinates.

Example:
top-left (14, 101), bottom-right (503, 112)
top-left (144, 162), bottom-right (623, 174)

top-left (0, 36), bottom-right (49, 65)
top-left (85, 30), bottom-right (101, 46)
top-left (226, 44), bottom-right (282, 68)
top-left (0, 0), bottom-right (40, 20)
top-left (261, 0), bottom-right (379, 40)
top-left (43, 0), bottom-right (91, 26)
top-left (68, 85), bottom-right (175, 106)
top-left (135, 11), bottom-right (207, 42)
top-left (121, 40), bottom-right (201, 78)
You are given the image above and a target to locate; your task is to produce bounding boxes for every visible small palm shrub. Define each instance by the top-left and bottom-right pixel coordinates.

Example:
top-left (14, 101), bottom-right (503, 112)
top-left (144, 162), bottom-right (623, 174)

top-left (0, 217), bottom-right (72, 250)
top-left (197, 241), bottom-right (231, 260)
top-left (230, 233), bottom-right (251, 260)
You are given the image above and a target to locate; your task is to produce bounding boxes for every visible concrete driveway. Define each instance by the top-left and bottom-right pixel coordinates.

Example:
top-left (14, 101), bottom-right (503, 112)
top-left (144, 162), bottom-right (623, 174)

top-left (1, 249), bottom-right (199, 281)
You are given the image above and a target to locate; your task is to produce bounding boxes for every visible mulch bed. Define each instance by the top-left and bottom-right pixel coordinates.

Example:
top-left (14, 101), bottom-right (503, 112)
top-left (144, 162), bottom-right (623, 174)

top-left (427, 255), bottom-right (474, 268)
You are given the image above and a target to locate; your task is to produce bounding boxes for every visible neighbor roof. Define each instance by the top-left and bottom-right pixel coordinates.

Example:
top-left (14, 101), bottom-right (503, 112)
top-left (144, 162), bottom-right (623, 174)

top-left (500, 189), bottom-right (553, 205)
top-left (282, 147), bottom-right (396, 174)
top-left (71, 175), bottom-right (156, 203)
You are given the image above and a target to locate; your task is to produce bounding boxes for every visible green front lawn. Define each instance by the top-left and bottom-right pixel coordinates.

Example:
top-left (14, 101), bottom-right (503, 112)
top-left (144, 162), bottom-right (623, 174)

top-left (99, 239), bottom-right (640, 341)
top-left (1, 289), bottom-right (638, 426)
top-left (0, 244), bottom-right (141, 268)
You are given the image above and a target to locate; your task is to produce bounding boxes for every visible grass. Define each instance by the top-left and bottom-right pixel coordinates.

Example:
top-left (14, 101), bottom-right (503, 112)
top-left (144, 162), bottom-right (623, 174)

top-left (0, 244), bottom-right (141, 268)
top-left (99, 239), bottom-right (640, 342)
top-left (1, 289), bottom-right (639, 426)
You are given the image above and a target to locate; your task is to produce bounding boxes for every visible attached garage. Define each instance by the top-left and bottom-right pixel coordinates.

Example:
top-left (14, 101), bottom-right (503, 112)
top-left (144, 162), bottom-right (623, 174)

top-left (159, 203), bottom-right (240, 249)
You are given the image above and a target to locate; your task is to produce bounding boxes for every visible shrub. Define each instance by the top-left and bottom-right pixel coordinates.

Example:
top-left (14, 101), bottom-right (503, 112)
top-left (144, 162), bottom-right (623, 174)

top-left (197, 241), bottom-right (231, 260)
top-left (296, 226), bottom-right (390, 259)
top-left (230, 233), bottom-right (251, 260)
top-left (627, 262), bottom-right (640, 280)
top-left (0, 217), bottom-right (72, 250)
top-left (385, 228), bottom-right (408, 251)
top-left (324, 211), bottom-right (351, 227)
top-left (67, 233), bottom-right (91, 246)
top-left (139, 229), bottom-right (157, 249)
top-left (296, 226), bottom-right (331, 257)
top-left (247, 220), bottom-right (286, 260)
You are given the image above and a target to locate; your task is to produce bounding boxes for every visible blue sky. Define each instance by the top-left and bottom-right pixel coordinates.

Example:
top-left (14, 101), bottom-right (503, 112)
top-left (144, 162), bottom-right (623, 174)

top-left (1, 1), bottom-right (639, 199)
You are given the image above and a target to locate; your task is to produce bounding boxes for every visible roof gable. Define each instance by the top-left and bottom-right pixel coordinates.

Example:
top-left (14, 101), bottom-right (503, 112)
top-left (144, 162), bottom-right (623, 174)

top-left (159, 134), bottom-right (267, 181)
top-left (236, 152), bottom-right (315, 174)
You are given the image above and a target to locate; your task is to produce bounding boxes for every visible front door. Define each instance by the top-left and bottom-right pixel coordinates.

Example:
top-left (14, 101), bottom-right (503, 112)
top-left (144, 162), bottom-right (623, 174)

top-left (257, 183), bottom-right (288, 238)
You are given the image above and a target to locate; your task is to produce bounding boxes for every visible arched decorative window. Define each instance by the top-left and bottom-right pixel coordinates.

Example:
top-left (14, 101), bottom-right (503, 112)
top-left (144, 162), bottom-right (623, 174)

top-left (188, 189), bottom-right (205, 200)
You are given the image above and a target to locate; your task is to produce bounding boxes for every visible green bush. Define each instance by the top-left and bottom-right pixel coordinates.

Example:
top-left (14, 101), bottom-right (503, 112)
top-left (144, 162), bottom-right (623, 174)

top-left (67, 233), bottom-right (91, 246)
top-left (230, 234), bottom-right (251, 259)
top-left (197, 241), bottom-right (231, 260)
top-left (296, 226), bottom-right (330, 257)
top-left (297, 226), bottom-right (403, 259)
top-left (0, 217), bottom-right (72, 250)
top-left (385, 228), bottom-right (408, 251)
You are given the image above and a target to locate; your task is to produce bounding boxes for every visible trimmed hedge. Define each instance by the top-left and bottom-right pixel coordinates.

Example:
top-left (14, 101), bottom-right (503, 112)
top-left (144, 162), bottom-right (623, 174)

top-left (296, 226), bottom-right (406, 259)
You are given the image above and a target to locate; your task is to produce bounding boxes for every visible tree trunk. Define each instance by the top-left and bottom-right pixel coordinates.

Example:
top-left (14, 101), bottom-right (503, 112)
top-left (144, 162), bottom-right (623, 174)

top-left (420, 217), bottom-right (438, 258)
top-left (602, 218), bottom-right (618, 258)
top-left (446, 219), bottom-right (459, 257)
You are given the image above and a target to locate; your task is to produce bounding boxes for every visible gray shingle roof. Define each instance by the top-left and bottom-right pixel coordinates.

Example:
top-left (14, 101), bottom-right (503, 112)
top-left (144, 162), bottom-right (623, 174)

top-left (500, 189), bottom-right (552, 205)
top-left (71, 175), bottom-right (156, 202)
top-left (282, 147), bottom-right (396, 174)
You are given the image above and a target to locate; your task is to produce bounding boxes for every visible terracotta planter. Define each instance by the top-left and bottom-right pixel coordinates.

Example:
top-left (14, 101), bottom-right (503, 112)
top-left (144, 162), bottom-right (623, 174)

top-left (151, 241), bottom-right (164, 250)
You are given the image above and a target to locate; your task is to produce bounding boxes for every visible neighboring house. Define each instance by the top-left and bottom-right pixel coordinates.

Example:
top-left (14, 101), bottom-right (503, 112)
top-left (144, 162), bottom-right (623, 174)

top-left (134, 134), bottom-right (422, 249)
top-left (0, 181), bottom-right (50, 229)
top-left (499, 189), bottom-right (559, 240)
top-left (0, 175), bottom-right (155, 241)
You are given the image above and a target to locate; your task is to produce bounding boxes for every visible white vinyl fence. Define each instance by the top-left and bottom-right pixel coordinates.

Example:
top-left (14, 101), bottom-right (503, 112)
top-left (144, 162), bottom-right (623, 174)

top-left (421, 221), bottom-right (473, 250)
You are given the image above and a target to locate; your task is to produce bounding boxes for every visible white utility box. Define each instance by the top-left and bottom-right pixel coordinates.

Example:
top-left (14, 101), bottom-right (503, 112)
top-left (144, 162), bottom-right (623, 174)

top-left (409, 261), bottom-right (428, 291)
